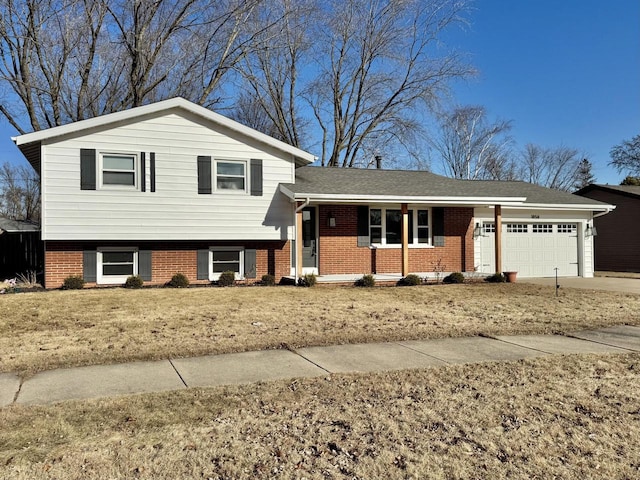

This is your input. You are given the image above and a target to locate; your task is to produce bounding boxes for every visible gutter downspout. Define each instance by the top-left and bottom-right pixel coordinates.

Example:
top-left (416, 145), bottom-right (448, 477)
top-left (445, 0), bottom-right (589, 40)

top-left (295, 198), bottom-right (311, 212)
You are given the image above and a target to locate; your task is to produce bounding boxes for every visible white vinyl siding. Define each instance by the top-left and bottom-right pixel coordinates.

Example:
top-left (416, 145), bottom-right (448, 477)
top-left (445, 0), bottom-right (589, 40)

top-left (41, 111), bottom-right (295, 240)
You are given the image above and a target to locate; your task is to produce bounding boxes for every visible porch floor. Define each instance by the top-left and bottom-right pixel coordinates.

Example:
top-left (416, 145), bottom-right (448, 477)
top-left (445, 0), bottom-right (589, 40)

top-left (286, 273), bottom-right (405, 284)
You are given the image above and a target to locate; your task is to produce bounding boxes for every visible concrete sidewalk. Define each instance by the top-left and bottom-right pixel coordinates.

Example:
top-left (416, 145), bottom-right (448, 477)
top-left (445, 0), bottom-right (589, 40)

top-left (3, 325), bottom-right (639, 407)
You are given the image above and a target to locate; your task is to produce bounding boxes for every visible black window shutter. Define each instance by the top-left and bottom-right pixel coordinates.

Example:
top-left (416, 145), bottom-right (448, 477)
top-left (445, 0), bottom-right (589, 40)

top-left (244, 249), bottom-right (257, 278)
top-left (80, 149), bottom-right (96, 190)
top-left (197, 156), bottom-right (212, 194)
top-left (150, 152), bottom-right (156, 192)
top-left (197, 249), bottom-right (209, 279)
top-left (140, 152), bottom-right (146, 192)
top-left (357, 206), bottom-right (370, 247)
top-left (291, 240), bottom-right (296, 268)
top-left (138, 250), bottom-right (152, 281)
top-left (433, 207), bottom-right (445, 247)
top-left (250, 159), bottom-right (263, 196)
top-left (83, 250), bottom-right (97, 282)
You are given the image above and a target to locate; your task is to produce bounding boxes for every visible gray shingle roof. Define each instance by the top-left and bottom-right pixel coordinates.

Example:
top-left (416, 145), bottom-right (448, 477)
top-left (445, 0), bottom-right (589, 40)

top-left (576, 184), bottom-right (640, 199)
top-left (0, 217), bottom-right (40, 233)
top-left (282, 167), bottom-right (607, 207)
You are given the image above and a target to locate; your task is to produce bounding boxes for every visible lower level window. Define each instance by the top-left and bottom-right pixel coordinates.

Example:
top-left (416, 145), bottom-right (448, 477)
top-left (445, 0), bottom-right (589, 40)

top-left (97, 248), bottom-right (138, 284)
top-left (209, 247), bottom-right (244, 280)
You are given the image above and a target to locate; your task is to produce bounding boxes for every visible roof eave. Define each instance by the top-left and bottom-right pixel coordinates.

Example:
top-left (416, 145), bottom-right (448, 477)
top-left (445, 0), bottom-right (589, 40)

top-left (12, 97), bottom-right (315, 165)
top-left (280, 190), bottom-right (529, 206)
top-left (508, 202), bottom-right (616, 212)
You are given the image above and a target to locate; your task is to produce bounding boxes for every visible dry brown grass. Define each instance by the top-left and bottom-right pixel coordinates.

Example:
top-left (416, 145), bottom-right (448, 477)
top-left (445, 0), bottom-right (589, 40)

top-left (1, 352), bottom-right (639, 479)
top-left (1, 283), bottom-right (639, 376)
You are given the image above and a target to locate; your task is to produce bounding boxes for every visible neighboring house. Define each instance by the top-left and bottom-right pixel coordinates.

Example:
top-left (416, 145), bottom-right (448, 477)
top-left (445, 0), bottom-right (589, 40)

top-left (575, 184), bottom-right (640, 272)
top-left (0, 217), bottom-right (42, 279)
top-left (12, 98), bottom-right (613, 288)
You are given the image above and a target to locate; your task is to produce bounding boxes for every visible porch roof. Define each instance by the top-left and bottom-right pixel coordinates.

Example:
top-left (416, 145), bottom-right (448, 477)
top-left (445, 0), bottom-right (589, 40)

top-left (280, 167), bottom-right (613, 211)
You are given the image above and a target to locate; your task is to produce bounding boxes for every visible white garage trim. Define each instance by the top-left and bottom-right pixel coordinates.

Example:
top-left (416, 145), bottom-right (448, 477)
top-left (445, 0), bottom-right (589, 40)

top-left (474, 208), bottom-right (595, 278)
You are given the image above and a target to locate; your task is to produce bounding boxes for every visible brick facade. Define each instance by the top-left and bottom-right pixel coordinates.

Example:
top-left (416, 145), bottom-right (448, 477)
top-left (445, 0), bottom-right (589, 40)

top-left (44, 240), bottom-right (290, 288)
top-left (44, 206), bottom-right (474, 287)
top-left (317, 205), bottom-right (474, 275)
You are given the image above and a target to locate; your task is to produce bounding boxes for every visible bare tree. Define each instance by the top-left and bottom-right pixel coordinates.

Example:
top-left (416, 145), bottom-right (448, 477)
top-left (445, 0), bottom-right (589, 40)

top-left (519, 144), bottom-right (582, 192)
top-left (609, 134), bottom-right (640, 176)
top-left (233, 0), bottom-right (312, 147)
top-left (431, 105), bottom-right (513, 179)
top-left (0, 0), bottom-right (281, 133)
top-left (0, 163), bottom-right (40, 221)
top-left (305, 0), bottom-right (472, 167)
top-left (227, 92), bottom-right (287, 141)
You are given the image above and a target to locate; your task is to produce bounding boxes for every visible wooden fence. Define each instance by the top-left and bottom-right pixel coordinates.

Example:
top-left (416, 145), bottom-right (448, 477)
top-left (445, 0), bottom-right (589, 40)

top-left (0, 231), bottom-right (43, 280)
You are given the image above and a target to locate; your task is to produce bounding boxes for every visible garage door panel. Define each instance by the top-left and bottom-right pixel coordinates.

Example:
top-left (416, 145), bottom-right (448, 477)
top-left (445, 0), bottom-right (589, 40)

top-left (479, 222), bottom-right (579, 277)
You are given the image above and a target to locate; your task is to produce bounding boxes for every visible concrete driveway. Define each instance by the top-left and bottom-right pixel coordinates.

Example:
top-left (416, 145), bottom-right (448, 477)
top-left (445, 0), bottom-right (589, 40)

top-left (522, 276), bottom-right (640, 294)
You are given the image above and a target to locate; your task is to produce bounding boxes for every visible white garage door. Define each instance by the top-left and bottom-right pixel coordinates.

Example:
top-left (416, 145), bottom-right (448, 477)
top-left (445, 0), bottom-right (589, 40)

top-left (479, 223), bottom-right (579, 277)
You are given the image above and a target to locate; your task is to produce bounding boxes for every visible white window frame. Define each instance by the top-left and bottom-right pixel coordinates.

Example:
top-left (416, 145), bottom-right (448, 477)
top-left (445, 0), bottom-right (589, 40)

top-left (209, 246), bottom-right (245, 281)
top-left (98, 152), bottom-right (139, 190)
top-left (506, 223), bottom-right (528, 233)
top-left (532, 224), bottom-right (553, 233)
top-left (557, 224), bottom-right (577, 234)
top-left (213, 159), bottom-right (248, 194)
top-left (369, 207), bottom-right (432, 248)
top-left (97, 247), bottom-right (138, 284)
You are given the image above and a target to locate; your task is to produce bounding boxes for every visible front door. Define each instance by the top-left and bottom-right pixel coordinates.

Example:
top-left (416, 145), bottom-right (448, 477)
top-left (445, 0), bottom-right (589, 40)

top-left (301, 207), bottom-right (318, 273)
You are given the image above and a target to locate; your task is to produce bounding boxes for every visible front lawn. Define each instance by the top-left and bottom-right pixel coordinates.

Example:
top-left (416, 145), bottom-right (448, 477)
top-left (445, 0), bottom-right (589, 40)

top-left (1, 283), bottom-right (638, 376)
top-left (1, 353), bottom-right (639, 479)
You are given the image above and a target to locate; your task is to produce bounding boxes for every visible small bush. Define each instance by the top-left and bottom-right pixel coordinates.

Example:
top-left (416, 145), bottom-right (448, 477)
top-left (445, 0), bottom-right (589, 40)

top-left (124, 275), bottom-right (144, 289)
top-left (261, 274), bottom-right (276, 286)
top-left (63, 275), bottom-right (85, 290)
top-left (355, 274), bottom-right (376, 287)
top-left (218, 271), bottom-right (236, 287)
top-left (398, 274), bottom-right (422, 286)
top-left (485, 273), bottom-right (506, 283)
top-left (167, 272), bottom-right (190, 288)
top-left (297, 273), bottom-right (317, 287)
top-left (443, 272), bottom-right (465, 284)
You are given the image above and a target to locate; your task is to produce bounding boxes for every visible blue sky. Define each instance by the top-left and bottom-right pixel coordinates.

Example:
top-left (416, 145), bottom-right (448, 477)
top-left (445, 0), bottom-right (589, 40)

top-left (1, 0), bottom-right (638, 185)
top-left (444, 0), bottom-right (640, 184)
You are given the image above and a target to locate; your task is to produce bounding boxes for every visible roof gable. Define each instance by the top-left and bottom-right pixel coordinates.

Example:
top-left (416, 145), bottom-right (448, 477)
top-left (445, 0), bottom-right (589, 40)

top-left (13, 98), bottom-right (315, 173)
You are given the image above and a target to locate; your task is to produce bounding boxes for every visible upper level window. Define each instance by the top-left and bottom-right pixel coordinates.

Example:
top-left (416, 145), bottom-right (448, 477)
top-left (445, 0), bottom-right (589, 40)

top-left (216, 160), bottom-right (246, 192)
top-left (100, 153), bottom-right (137, 188)
top-left (370, 208), bottom-right (429, 246)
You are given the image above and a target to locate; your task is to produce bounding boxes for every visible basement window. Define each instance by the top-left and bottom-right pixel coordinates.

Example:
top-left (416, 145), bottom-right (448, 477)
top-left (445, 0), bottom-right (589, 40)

top-left (97, 248), bottom-right (138, 284)
top-left (209, 247), bottom-right (244, 281)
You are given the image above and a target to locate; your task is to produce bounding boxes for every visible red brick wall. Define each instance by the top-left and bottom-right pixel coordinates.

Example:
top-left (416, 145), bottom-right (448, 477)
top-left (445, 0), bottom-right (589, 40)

top-left (44, 240), bottom-right (290, 289)
top-left (317, 205), bottom-right (474, 275)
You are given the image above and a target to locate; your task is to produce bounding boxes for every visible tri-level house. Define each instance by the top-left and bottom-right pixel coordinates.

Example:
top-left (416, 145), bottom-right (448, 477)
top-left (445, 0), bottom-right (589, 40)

top-left (12, 98), bottom-right (613, 288)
